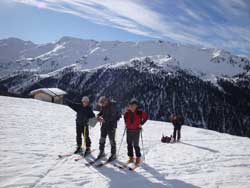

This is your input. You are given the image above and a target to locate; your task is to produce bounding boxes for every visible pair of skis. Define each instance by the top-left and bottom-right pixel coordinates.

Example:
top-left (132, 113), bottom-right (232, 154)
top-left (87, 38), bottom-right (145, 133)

top-left (85, 157), bottom-right (141, 171)
top-left (59, 152), bottom-right (141, 171)
top-left (85, 156), bottom-right (107, 167)
top-left (113, 161), bottom-right (141, 171)
top-left (58, 153), bottom-right (75, 159)
top-left (85, 155), bottom-right (113, 167)
top-left (58, 149), bottom-right (95, 161)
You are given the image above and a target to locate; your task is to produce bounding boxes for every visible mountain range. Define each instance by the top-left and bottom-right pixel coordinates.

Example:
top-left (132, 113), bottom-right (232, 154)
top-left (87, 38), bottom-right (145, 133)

top-left (0, 36), bottom-right (249, 137)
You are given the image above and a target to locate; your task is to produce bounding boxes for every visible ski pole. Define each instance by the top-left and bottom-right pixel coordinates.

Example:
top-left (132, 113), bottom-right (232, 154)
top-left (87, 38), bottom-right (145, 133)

top-left (140, 128), bottom-right (145, 161)
top-left (117, 127), bottom-right (126, 159)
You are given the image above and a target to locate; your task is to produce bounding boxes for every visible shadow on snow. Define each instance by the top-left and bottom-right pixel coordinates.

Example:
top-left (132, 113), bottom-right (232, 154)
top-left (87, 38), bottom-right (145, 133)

top-left (90, 159), bottom-right (201, 188)
top-left (180, 142), bottom-right (219, 153)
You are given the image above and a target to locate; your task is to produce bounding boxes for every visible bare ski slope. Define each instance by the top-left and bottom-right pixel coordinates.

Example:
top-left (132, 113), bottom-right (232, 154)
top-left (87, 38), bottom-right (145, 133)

top-left (0, 96), bottom-right (250, 188)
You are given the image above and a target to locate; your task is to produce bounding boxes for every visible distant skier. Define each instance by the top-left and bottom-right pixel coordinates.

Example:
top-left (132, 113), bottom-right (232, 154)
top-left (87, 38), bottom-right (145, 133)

top-left (96, 96), bottom-right (121, 161)
top-left (65, 96), bottom-right (95, 156)
top-left (171, 114), bottom-right (184, 142)
top-left (124, 99), bottom-right (148, 165)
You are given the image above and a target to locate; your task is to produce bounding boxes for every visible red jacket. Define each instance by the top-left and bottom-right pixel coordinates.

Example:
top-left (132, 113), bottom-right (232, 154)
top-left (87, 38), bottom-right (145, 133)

top-left (124, 109), bottom-right (148, 131)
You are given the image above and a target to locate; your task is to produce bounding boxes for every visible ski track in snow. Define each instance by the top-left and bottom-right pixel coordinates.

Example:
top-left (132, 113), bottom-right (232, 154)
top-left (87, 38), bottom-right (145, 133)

top-left (0, 96), bottom-right (250, 188)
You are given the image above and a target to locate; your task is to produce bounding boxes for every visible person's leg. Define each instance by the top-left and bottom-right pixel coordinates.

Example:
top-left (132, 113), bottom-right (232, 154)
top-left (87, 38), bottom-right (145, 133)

top-left (83, 126), bottom-right (91, 156)
top-left (127, 131), bottom-right (134, 159)
top-left (84, 125), bottom-right (91, 149)
top-left (133, 131), bottom-right (141, 158)
top-left (108, 128), bottom-right (116, 156)
top-left (177, 127), bottom-right (181, 141)
top-left (173, 127), bottom-right (177, 141)
top-left (99, 126), bottom-right (107, 155)
top-left (76, 123), bottom-right (83, 148)
top-left (75, 123), bottom-right (83, 153)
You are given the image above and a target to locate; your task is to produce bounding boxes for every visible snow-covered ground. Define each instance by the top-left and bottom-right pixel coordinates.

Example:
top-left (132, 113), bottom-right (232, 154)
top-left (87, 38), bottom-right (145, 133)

top-left (0, 96), bottom-right (250, 188)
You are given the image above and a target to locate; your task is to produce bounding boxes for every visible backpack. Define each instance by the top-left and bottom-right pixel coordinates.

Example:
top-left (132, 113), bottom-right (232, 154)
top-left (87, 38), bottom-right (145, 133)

top-left (161, 135), bottom-right (172, 143)
top-left (88, 117), bottom-right (98, 127)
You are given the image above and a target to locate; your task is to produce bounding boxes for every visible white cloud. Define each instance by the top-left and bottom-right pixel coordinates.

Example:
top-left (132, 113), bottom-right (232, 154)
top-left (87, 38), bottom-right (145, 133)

top-left (12, 0), bottom-right (250, 55)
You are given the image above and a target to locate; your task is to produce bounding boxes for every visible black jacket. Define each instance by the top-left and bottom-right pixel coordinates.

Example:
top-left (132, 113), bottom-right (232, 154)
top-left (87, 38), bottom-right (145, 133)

top-left (66, 100), bottom-right (95, 125)
top-left (97, 102), bottom-right (121, 129)
top-left (171, 115), bottom-right (184, 128)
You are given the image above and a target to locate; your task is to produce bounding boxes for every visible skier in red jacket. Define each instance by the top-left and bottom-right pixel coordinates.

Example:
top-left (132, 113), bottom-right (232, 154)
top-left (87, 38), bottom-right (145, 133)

top-left (124, 99), bottom-right (148, 165)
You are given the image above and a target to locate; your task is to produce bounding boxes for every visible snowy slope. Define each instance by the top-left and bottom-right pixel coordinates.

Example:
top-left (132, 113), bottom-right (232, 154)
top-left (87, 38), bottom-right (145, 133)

top-left (1, 96), bottom-right (250, 188)
top-left (95, 55), bottom-right (181, 74)
top-left (1, 37), bottom-right (249, 82)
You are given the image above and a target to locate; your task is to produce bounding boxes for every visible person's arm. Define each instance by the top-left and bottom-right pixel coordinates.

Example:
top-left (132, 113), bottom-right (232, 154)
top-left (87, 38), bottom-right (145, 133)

top-left (116, 109), bottom-right (122, 121)
top-left (88, 107), bottom-right (95, 119)
top-left (179, 116), bottom-right (185, 125)
top-left (96, 109), bottom-right (104, 123)
top-left (97, 110), bottom-right (103, 117)
top-left (140, 111), bottom-right (148, 125)
top-left (124, 111), bottom-right (129, 124)
top-left (64, 99), bottom-right (81, 112)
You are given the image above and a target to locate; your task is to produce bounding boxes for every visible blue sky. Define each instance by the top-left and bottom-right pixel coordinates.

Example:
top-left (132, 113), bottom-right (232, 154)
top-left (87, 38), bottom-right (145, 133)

top-left (0, 0), bottom-right (249, 56)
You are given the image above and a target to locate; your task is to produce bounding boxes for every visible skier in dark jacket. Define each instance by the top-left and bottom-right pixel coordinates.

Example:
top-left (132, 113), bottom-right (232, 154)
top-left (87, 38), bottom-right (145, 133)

top-left (124, 99), bottom-right (148, 165)
top-left (171, 114), bottom-right (184, 142)
top-left (96, 96), bottom-right (121, 161)
top-left (66, 96), bottom-right (95, 156)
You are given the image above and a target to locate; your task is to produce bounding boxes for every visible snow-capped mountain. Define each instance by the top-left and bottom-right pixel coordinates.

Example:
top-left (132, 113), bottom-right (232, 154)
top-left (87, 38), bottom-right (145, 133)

top-left (1, 56), bottom-right (250, 137)
top-left (0, 37), bottom-right (250, 137)
top-left (1, 96), bottom-right (250, 188)
top-left (0, 36), bottom-right (249, 80)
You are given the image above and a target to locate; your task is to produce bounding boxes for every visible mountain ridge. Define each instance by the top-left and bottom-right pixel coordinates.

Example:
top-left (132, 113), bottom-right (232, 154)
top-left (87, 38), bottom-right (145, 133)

top-left (1, 56), bottom-right (249, 137)
top-left (0, 37), bottom-right (250, 137)
top-left (1, 36), bottom-right (249, 79)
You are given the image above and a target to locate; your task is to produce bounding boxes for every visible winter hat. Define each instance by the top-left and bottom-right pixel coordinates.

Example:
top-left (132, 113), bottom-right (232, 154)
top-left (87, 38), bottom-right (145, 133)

top-left (81, 96), bottom-right (90, 102)
top-left (98, 96), bottom-right (109, 106)
top-left (129, 98), bottom-right (139, 106)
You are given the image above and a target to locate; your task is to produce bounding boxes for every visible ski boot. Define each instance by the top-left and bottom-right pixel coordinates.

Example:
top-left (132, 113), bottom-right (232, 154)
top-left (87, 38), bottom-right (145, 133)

top-left (84, 147), bottom-right (91, 157)
top-left (127, 157), bottom-right (134, 163)
top-left (97, 151), bottom-right (105, 159)
top-left (107, 153), bottom-right (117, 162)
top-left (74, 147), bottom-right (83, 154)
top-left (135, 157), bottom-right (142, 165)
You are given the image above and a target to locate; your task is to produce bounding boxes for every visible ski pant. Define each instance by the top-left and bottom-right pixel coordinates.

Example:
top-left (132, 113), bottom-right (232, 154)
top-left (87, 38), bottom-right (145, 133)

top-left (76, 123), bottom-right (91, 148)
top-left (173, 125), bottom-right (181, 141)
top-left (127, 130), bottom-right (141, 158)
top-left (99, 126), bottom-right (116, 155)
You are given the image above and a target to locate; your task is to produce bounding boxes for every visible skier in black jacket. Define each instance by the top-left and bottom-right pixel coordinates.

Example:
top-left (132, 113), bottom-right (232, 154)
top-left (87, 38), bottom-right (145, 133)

top-left (96, 96), bottom-right (121, 161)
top-left (66, 96), bottom-right (95, 156)
top-left (171, 114), bottom-right (184, 142)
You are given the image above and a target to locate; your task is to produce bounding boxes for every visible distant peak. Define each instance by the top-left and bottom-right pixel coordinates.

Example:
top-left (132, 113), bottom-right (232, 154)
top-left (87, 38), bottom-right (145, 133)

top-left (57, 36), bottom-right (79, 43)
top-left (56, 36), bottom-right (98, 45)
top-left (0, 37), bottom-right (34, 46)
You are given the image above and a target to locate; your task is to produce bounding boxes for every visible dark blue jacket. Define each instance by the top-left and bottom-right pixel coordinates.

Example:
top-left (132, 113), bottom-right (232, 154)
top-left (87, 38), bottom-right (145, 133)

top-left (66, 101), bottom-right (95, 125)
